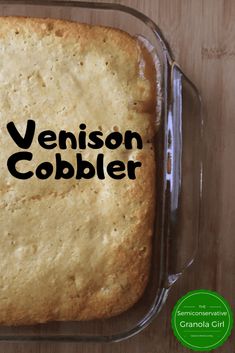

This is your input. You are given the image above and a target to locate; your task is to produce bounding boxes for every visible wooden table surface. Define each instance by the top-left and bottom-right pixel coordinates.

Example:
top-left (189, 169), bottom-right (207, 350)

top-left (1, 0), bottom-right (235, 352)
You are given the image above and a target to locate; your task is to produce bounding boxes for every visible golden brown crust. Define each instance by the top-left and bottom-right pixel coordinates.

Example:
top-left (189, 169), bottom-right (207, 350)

top-left (0, 17), bottom-right (157, 325)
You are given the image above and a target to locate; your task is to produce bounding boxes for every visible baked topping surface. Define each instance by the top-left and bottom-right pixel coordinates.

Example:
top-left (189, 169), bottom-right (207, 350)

top-left (0, 17), bottom-right (156, 324)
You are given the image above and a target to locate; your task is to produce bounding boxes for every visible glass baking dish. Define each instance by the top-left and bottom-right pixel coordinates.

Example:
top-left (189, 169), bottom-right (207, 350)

top-left (0, 0), bottom-right (202, 342)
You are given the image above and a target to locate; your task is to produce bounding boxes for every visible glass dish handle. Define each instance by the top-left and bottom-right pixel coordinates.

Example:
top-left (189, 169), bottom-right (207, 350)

top-left (164, 63), bottom-right (202, 287)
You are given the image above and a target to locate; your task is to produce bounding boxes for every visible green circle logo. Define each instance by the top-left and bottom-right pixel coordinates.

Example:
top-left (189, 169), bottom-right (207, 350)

top-left (171, 290), bottom-right (234, 351)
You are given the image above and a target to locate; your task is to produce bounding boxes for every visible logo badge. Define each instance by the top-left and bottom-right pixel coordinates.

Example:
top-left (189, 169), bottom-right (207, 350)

top-left (171, 289), bottom-right (234, 351)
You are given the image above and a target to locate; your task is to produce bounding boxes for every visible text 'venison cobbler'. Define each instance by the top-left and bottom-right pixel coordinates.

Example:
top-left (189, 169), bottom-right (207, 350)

top-left (6, 120), bottom-right (144, 180)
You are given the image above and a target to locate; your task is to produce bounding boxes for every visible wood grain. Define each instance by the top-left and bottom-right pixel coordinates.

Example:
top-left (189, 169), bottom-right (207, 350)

top-left (0, 0), bottom-right (234, 352)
